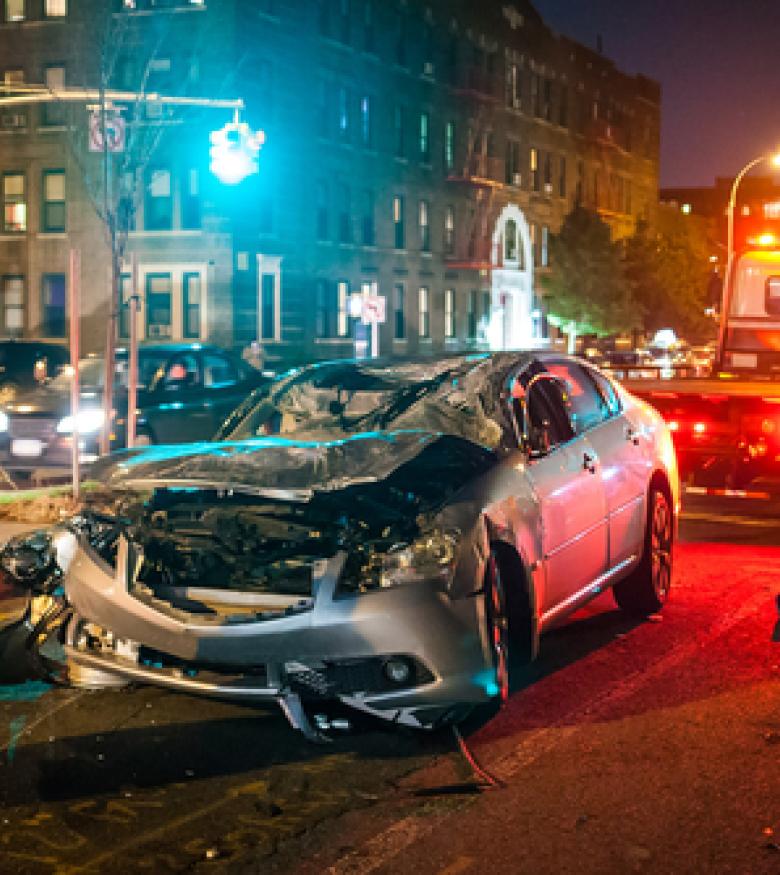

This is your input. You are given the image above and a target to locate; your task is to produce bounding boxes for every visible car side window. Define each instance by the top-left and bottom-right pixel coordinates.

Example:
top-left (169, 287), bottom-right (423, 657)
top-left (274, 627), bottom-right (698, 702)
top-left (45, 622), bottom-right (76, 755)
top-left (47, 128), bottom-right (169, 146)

top-left (203, 352), bottom-right (238, 388)
top-left (161, 354), bottom-right (199, 390)
top-left (584, 365), bottom-right (622, 418)
top-left (546, 360), bottom-right (609, 435)
top-left (512, 364), bottom-right (575, 450)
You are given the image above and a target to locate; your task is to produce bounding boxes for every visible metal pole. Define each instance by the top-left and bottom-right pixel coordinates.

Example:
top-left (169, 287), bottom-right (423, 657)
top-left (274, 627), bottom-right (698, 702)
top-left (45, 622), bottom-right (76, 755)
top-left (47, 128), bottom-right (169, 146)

top-left (127, 254), bottom-right (139, 448)
top-left (68, 249), bottom-right (81, 500)
top-left (371, 318), bottom-right (379, 358)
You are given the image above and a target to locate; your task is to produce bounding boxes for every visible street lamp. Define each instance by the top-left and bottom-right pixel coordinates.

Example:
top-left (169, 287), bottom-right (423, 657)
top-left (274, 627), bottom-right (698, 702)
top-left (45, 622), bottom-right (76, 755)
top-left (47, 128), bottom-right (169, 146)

top-left (726, 150), bottom-right (780, 271)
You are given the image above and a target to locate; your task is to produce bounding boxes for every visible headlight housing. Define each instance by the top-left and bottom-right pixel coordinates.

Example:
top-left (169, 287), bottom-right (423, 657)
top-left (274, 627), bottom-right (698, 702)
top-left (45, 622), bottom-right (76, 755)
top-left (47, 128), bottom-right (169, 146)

top-left (56, 408), bottom-right (105, 435)
top-left (341, 529), bottom-right (460, 594)
top-left (0, 410), bottom-right (7, 433)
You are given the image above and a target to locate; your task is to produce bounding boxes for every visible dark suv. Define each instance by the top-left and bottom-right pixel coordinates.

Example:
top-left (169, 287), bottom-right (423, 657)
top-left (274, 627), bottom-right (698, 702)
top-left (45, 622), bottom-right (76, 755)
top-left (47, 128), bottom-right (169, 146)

top-left (0, 343), bottom-right (269, 476)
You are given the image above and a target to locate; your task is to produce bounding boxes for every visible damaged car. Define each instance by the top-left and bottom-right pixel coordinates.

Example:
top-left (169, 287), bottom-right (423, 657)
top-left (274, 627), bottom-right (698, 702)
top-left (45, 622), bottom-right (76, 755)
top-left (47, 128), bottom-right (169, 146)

top-left (3, 353), bottom-right (679, 737)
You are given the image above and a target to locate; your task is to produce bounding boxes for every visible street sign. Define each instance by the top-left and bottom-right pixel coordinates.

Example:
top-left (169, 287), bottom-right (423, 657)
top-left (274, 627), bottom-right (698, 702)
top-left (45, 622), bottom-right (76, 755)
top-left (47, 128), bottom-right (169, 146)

top-left (89, 111), bottom-right (125, 153)
top-left (361, 294), bottom-right (386, 325)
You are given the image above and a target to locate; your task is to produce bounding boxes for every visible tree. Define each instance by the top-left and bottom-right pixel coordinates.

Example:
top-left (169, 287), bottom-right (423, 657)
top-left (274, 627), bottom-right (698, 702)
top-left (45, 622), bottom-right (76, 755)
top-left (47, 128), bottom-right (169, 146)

top-left (623, 209), bottom-right (714, 342)
top-left (540, 206), bottom-right (635, 351)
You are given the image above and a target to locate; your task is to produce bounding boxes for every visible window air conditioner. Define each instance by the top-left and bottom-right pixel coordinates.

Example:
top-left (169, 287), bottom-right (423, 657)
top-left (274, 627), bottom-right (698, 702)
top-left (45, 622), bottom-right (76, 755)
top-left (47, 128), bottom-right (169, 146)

top-left (1, 113), bottom-right (26, 128)
top-left (423, 61), bottom-right (435, 77)
top-left (512, 172), bottom-right (522, 186)
top-left (544, 182), bottom-right (553, 194)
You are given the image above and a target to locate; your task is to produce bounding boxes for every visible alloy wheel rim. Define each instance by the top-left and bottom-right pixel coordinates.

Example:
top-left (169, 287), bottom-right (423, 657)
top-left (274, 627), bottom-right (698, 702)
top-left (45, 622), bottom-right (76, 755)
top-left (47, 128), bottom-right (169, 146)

top-left (487, 554), bottom-right (510, 704)
top-left (650, 493), bottom-right (672, 602)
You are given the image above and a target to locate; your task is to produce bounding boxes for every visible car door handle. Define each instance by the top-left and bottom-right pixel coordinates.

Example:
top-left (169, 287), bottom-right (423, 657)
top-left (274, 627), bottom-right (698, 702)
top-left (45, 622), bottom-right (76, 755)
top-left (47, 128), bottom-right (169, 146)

top-left (625, 426), bottom-right (640, 446)
top-left (583, 452), bottom-right (597, 473)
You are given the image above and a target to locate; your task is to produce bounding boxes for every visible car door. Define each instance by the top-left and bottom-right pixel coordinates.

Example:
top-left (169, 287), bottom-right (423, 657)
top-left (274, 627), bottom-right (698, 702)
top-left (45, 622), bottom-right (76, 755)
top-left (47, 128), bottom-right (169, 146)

top-left (546, 360), bottom-right (649, 570)
top-left (517, 365), bottom-right (609, 612)
top-left (143, 352), bottom-right (213, 444)
top-left (200, 350), bottom-right (251, 436)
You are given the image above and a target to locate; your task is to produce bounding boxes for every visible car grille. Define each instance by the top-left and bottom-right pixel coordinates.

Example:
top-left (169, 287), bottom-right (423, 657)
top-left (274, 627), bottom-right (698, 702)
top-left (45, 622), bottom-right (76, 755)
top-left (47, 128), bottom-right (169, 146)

top-left (9, 416), bottom-right (57, 440)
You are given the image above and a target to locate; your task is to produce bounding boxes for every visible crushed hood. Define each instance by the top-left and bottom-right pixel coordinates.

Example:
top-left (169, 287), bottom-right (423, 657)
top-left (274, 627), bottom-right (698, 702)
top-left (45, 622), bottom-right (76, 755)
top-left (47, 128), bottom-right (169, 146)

top-left (87, 429), bottom-right (492, 500)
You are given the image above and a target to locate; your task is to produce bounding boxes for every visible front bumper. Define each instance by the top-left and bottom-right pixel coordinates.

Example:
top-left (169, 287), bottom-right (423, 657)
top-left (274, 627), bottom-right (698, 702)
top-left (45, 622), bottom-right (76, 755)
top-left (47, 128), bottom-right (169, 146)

top-left (58, 532), bottom-right (493, 728)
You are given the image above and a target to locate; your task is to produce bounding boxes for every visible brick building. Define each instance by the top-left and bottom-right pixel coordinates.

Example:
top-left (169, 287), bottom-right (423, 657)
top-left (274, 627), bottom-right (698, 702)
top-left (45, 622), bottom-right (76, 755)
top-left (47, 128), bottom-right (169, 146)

top-left (0, 0), bottom-right (660, 368)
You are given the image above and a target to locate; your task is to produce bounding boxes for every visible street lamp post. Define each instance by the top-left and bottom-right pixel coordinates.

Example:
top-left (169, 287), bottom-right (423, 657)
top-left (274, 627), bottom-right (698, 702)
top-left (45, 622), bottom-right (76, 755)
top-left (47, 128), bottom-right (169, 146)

top-left (726, 151), bottom-right (780, 273)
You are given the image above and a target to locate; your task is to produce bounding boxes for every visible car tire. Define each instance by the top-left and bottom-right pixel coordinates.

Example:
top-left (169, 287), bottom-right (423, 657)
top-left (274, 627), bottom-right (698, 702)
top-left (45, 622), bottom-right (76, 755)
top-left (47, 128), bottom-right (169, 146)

top-left (484, 548), bottom-right (530, 705)
top-left (613, 486), bottom-right (673, 616)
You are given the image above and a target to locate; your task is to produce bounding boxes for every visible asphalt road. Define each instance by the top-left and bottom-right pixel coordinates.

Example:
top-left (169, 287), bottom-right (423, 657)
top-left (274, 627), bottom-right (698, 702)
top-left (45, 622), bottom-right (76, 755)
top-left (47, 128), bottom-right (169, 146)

top-left (0, 488), bottom-right (778, 874)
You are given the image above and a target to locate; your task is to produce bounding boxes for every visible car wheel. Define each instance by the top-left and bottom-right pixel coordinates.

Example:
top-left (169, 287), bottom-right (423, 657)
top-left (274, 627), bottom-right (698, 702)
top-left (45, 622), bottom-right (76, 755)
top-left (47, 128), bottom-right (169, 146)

top-left (485, 550), bottom-right (512, 705)
top-left (613, 486), bottom-right (673, 616)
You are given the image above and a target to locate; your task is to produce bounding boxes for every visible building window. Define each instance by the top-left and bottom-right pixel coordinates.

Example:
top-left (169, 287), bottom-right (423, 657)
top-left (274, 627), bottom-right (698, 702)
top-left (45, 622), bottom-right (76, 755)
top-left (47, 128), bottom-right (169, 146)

top-left (41, 274), bottom-right (66, 337)
top-left (394, 11), bottom-right (407, 66)
top-left (315, 279), bottom-right (336, 337)
top-left (181, 168), bottom-right (200, 230)
top-left (317, 0), bottom-right (330, 36)
top-left (144, 168), bottom-right (172, 231)
top-left (316, 180), bottom-right (328, 240)
top-left (260, 273), bottom-right (276, 340)
top-left (419, 199), bottom-right (430, 252)
top-left (41, 169), bottom-right (66, 233)
top-left (505, 218), bottom-right (518, 261)
top-left (467, 289), bottom-right (477, 340)
top-left (444, 288), bottom-right (455, 339)
top-left (543, 152), bottom-right (552, 191)
top-left (444, 120), bottom-right (455, 172)
top-left (338, 0), bottom-right (350, 43)
top-left (481, 291), bottom-right (491, 337)
top-left (359, 94), bottom-right (372, 146)
top-left (559, 86), bottom-right (568, 127)
top-left (45, 0), bottom-right (66, 16)
top-left (42, 65), bottom-right (66, 126)
top-left (316, 79), bottom-right (329, 138)
top-left (183, 272), bottom-right (201, 338)
top-left (418, 286), bottom-right (430, 338)
top-left (393, 283), bottom-right (405, 340)
top-left (118, 273), bottom-right (131, 339)
top-left (505, 139), bottom-right (521, 186)
top-left (541, 226), bottom-right (549, 267)
top-left (337, 86), bottom-right (350, 140)
top-left (363, 0), bottom-right (374, 52)
top-left (530, 148), bottom-right (539, 192)
top-left (338, 183), bottom-right (351, 243)
top-left (2, 173), bottom-right (26, 232)
top-left (393, 195), bottom-right (405, 249)
top-left (419, 111), bottom-right (430, 162)
top-left (337, 279), bottom-right (349, 336)
top-left (394, 104), bottom-right (405, 158)
top-left (146, 274), bottom-right (172, 338)
top-left (5, 0), bottom-right (24, 21)
top-left (361, 188), bottom-right (374, 246)
top-left (543, 79), bottom-right (553, 122)
top-left (444, 205), bottom-right (455, 255)
top-left (1, 275), bottom-right (23, 335)
top-left (507, 63), bottom-right (521, 109)
top-left (558, 156), bottom-right (567, 198)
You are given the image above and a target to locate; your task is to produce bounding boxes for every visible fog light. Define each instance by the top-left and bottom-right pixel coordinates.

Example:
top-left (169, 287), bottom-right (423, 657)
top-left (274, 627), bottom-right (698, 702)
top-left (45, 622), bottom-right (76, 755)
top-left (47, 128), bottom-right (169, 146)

top-left (383, 657), bottom-right (412, 685)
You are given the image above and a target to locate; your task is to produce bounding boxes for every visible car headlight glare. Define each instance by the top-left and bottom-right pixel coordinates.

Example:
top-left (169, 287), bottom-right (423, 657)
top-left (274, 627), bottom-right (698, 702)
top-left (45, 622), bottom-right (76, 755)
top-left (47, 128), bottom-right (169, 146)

top-left (57, 408), bottom-right (105, 435)
top-left (0, 410), bottom-right (7, 433)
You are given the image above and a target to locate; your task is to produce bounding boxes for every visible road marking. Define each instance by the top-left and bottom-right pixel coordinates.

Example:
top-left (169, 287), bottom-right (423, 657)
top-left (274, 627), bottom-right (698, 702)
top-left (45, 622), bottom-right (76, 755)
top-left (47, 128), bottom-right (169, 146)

top-left (681, 511), bottom-right (780, 527)
top-left (327, 582), bottom-right (773, 875)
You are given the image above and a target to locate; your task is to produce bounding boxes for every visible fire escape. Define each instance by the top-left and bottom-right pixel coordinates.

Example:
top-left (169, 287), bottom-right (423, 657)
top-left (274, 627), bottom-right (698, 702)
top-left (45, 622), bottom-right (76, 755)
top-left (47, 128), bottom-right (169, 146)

top-left (445, 53), bottom-right (504, 272)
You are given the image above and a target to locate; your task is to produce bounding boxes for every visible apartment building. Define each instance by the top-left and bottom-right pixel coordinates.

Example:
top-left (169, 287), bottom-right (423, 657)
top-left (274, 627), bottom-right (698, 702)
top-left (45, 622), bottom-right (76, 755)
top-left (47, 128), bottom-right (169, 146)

top-left (0, 0), bottom-right (660, 367)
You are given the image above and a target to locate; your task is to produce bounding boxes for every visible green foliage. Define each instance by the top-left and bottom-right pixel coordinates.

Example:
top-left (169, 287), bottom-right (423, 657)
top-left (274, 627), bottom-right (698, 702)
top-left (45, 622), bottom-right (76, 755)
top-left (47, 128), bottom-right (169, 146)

top-left (541, 206), bottom-right (635, 337)
top-left (623, 210), bottom-right (713, 341)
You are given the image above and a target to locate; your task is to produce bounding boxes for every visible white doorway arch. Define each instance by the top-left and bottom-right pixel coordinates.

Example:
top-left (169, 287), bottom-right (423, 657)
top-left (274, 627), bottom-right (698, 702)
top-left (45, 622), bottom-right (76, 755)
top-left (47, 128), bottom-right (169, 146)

top-left (487, 204), bottom-right (537, 350)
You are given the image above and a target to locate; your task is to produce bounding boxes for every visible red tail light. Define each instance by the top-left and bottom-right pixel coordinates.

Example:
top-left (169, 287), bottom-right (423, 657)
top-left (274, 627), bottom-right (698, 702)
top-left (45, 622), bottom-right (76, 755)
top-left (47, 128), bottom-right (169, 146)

top-left (693, 422), bottom-right (707, 434)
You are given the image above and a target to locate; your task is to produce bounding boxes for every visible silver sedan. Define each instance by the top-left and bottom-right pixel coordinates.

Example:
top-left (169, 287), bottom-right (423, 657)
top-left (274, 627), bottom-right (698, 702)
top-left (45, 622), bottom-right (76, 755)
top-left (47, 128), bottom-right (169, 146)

top-left (10, 352), bottom-right (678, 737)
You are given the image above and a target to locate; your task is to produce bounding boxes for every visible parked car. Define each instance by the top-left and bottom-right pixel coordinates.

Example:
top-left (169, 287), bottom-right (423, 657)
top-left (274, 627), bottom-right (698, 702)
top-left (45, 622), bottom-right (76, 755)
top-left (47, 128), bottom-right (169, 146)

top-left (0, 340), bottom-right (69, 399)
top-left (0, 342), bottom-right (269, 476)
top-left (7, 352), bottom-right (678, 737)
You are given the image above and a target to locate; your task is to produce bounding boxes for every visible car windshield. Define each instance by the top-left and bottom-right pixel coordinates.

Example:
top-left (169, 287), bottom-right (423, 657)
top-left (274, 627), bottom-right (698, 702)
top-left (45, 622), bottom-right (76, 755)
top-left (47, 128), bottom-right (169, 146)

top-left (50, 353), bottom-right (171, 391)
top-left (224, 357), bottom-right (510, 449)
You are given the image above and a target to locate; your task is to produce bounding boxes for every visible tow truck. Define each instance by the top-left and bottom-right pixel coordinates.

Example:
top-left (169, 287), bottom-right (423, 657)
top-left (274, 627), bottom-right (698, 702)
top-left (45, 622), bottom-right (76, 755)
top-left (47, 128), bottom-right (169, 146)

top-left (614, 230), bottom-right (780, 488)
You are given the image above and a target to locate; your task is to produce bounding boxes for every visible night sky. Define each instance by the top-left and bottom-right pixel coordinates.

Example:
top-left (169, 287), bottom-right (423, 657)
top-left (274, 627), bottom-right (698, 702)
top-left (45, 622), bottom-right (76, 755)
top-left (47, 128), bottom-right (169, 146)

top-left (532, 0), bottom-right (780, 188)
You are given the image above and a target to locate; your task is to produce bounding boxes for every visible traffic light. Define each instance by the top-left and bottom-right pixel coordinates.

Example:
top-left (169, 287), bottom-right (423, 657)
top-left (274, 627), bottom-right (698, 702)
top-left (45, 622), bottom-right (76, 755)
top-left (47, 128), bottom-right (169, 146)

top-left (209, 121), bottom-right (264, 185)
